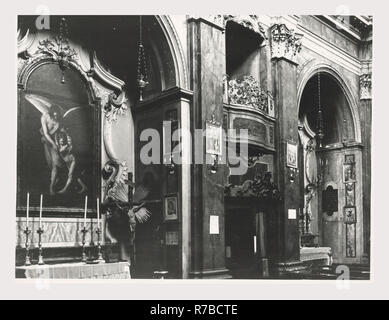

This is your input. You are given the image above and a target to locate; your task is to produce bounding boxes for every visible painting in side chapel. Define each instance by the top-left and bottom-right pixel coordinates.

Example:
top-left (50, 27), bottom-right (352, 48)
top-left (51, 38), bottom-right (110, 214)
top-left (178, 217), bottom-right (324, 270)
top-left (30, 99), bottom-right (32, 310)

top-left (17, 62), bottom-right (97, 210)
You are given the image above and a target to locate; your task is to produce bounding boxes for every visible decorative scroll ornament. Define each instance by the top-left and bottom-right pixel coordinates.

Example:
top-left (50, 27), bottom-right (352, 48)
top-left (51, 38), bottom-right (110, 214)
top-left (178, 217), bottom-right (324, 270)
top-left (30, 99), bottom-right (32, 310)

top-left (103, 90), bottom-right (128, 122)
top-left (360, 73), bottom-right (372, 100)
top-left (270, 23), bottom-right (303, 63)
top-left (37, 18), bottom-right (78, 83)
top-left (102, 164), bottom-right (151, 248)
top-left (102, 160), bottom-right (129, 203)
top-left (227, 75), bottom-right (269, 114)
top-left (224, 172), bottom-right (280, 201)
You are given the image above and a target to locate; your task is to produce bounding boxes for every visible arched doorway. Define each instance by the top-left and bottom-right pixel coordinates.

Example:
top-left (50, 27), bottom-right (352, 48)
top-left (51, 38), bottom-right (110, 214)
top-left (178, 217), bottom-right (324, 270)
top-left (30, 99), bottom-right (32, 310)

top-left (85, 15), bottom-right (188, 278)
top-left (298, 70), bottom-right (364, 264)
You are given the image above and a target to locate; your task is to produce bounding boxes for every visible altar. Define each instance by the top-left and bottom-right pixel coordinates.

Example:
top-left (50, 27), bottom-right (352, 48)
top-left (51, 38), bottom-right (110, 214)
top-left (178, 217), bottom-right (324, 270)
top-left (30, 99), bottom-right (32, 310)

top-left (15, 262), bottom-right (131, 279)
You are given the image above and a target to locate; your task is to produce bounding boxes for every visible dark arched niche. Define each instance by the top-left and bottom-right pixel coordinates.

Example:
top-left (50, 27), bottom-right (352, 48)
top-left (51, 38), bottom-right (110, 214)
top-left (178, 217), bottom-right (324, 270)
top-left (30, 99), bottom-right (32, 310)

top-left (299, 73), bottom-right (355, 145)
top-left (66, 15), bottom-right (176, 101)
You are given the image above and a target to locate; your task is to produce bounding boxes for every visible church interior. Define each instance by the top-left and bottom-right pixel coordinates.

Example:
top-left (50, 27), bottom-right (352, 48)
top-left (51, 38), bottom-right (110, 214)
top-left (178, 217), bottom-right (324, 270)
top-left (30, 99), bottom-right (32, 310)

top-left (16, 15), bottom-right (372, 279)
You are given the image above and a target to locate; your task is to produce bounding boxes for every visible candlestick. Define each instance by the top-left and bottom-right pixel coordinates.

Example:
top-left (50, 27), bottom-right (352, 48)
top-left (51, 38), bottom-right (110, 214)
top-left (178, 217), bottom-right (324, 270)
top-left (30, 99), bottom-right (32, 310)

top-left (26, 192), bottom-right (29, 225)
top-left (23, 226), bottom-right (31, 266)
top-left (81, 226), bottom-right (88, 263)
top-left (95, 226), bottom-right (105, 263)
top-left (37, 226), bottom-right (44, 265)
top-left (84, 195), bottom-right (88, 228)
top-left (96, 197), bottom-right (100, 227)
top-left (39, 194), bottom-right (43, 228)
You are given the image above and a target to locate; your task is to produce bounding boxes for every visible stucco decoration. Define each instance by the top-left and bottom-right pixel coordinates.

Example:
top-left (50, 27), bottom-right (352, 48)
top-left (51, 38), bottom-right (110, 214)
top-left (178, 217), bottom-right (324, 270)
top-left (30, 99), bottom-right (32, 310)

top-left (37, 35), bottom-right (78, 66)
top-left (227, 75), bottom-right (270, 114)
top-left (360, 73), bottom-right (372, 100)
top-left (270, 23), bottom-right (303, 63)
top-left (103, 91), bottom-right (128, 122)
top-left (343, 154), bottom-right (357, 258)
top-left (102, 160), bottom-right (129, 203)
top-left (224, 172), bottom-right (280, 201)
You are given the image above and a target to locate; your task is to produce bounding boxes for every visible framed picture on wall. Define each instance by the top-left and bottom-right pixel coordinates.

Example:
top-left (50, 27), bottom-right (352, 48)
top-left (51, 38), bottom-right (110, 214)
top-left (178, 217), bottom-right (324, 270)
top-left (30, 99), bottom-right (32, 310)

top-left (343, 163), bottom-right (356, 183)
top-left (286, 141), bottom-right (298, 168)
top-left (344, 206), bottom-right (357, 224)
top-left (164, 195), bottom-right (178, 221)
top-left (206, 123), bottom-right (222, 155)
top-left (17, 61), bottom-right (100, 216)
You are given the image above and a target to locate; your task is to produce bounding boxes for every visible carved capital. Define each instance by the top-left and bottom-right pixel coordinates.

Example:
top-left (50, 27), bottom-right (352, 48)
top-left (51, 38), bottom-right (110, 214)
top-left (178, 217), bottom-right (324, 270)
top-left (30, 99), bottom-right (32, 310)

top-left (270, 23), bottom-right (303, 63)
top-left (360, 73), bottom-right (372, 100)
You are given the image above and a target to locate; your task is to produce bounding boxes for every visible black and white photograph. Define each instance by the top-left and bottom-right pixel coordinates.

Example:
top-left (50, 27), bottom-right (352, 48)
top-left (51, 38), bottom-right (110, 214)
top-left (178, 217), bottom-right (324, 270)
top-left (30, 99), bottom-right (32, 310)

top-left (13, 13), bottom-right (373, 283)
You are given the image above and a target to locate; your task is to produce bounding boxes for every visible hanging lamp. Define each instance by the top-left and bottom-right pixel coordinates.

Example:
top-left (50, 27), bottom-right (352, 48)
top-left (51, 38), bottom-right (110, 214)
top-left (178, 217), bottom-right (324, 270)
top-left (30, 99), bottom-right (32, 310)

top-left (315, 70), bottom-right (325, 148)
top-left (57, 17), bottom-right (72, 84)
top-left (136, 16), bottom-right (149, 101)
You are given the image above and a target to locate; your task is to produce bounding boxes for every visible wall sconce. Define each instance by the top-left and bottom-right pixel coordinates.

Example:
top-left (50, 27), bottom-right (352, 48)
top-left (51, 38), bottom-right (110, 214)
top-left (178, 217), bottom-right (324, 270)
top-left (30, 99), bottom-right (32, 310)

top-left (210, 154), bottom-right (218, 174)
top-left (288, 167), bottom-right (297, 182)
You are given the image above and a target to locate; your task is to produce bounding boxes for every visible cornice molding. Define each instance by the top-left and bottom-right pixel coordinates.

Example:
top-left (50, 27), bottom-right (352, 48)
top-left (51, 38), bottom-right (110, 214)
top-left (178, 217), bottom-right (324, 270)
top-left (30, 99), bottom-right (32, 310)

top-left (297, 24), bottom-right (361, 75)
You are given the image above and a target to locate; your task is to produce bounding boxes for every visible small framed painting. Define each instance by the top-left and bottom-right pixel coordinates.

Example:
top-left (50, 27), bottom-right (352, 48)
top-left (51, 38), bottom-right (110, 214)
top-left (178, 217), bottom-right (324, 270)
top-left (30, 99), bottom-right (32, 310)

top-left (344, 206), bottom-right (357, 224)
top-left (286, 141), bottom-right (298, 168)
top-left (343, 163), bottom-right (356, 183)
top-left (206, 123), bottom-right (222, 155)
top-left (164, 195), bottom-right (178, 221)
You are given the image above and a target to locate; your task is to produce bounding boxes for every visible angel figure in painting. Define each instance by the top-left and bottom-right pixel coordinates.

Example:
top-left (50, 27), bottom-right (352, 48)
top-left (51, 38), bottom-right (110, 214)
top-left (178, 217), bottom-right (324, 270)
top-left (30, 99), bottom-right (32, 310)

top-left (55, 131), bottom-right (87, 194)
top-left (25, 93), bottom-right (87, 195)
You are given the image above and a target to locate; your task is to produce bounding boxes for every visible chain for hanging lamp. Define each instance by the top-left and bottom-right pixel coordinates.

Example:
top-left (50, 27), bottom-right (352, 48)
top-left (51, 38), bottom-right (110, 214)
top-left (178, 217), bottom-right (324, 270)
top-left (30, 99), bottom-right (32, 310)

top-left (137, 16), bottom-right (149, 101)
top-left (56, 17), bottom-right (73, 84)
top-left (315, 70), bottom-right (325, 147)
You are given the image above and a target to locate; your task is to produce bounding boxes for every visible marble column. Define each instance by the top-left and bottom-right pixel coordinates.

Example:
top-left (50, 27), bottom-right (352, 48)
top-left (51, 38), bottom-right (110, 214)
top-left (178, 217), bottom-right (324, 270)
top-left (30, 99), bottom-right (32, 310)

top-left (270, 23), bottom-right (303, 265)
top-left (360, 72), bottom-right (372, 262)
top-left (188, 17), bottom-right (229, 278)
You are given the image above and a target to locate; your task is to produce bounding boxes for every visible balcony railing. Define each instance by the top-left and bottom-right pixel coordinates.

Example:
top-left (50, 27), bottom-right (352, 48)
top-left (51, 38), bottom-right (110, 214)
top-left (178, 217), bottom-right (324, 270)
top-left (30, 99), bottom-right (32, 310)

top-left (225, 75), bottom-right (274, 117)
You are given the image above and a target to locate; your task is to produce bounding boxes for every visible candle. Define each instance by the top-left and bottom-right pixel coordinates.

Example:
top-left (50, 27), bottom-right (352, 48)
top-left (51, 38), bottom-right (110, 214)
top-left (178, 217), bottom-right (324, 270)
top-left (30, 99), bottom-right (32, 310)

top-left (26, 192), bottom-right (30, 225)
top-left (84, 195), bottom-right (88, 228)
top-left (39, 194), bottom-right (43, 228)
top-left (96, 197), bottom-right (100, 228)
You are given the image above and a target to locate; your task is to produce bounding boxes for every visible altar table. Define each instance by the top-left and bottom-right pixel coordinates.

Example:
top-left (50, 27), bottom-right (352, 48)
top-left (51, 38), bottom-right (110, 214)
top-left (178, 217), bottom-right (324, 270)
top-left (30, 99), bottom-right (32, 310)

top-left (15, 261), bottom-right (131, 279)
